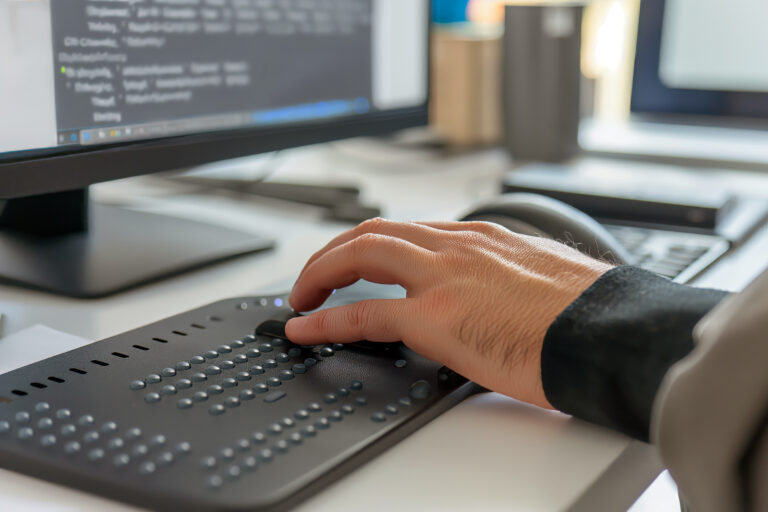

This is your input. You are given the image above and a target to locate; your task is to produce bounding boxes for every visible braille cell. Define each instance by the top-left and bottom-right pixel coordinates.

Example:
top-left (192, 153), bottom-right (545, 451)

top-left (250, 365), bottom-right (265, 375)
top-left (35, 402), bottom-right (51, 413)
top-left (222, 378), bottom-right (238, 388)
top-left (355, 396), bottom-right (368, 406)
top-left (302, 425), bottom-right (317, 438)
top-left (220, 447), bottom-right (235, 460)
top-left (320, 347), bottom-right (334, 357)
top-left (274, 439), bottom-right (289, 453)
top-left (83, 431), bottom-right (100, 444)
top-left (315, 418), bottom-right (331, 429)
top-left (132, 444), bottom-right (148, 457)
top-left (193, 391), bottom-right (209, 402)
top-left (263, 359), bottom-right (278, 369)
top-left (239, 389), bottom-right (255, 401)
top-left (268, 423), bottom-right (283, 435)
top-left (308, 402), bottom-right (322, 412)
top-left (234, 355), bottom-right (248, 364)
top-left (209, 404), bottom-right (225, 416)
top-left (201, 456), bottom-right (217, 470)
top-left (205, 365), bottom-right (222, 375)
top-left (177, 398), bottom-right (194, 410)
top-left (328, 411), bottom-right (343, 422)
top-left (88, 448), bottom-right (105, 461)
top-left (113, 454), bottom-right (130, 468)
top-left (207, 475), bottom-right (223, 489)
top-left (78, 415), bottom-right (95, 427)
top-left (323, 393), bottom-right (337, 404)
top-left (64, 441), bottom-right (81, 453)
top-left (385, 404), bottom-right (399, 415)
top-left (259, 343), bottom-right (273, 353)
top-left (394, 359), bottom-right (407, 368)
top-left (17, 427), bottom-right (34, 440)
top-left (175, 361), bottom-right (192, 371)
top-left (161, 368), bottom-right (177, 378)
top-left (288, 348), bottom-right (302, 358)
top-left (0, 421), bottom-right (10, 434)
top-left (292, 364), bottom-right (307, 374)
top-left (409, 380), bottom-right (432, 400)
top-left (145, 393), bottom-right (161, 404)
top-left (281, 417), bottom-right (295, 428)
top-left (56, 409), bottom-right (71, 420)
top-left (251, 432), bottom-right (267, 444)
top-left (236, 372), bottom-right (251, 382)
top-left (205, 350), bottom-right (219, 360)
top-left (304, 358), bottom-right (317, 368)
top-left (208, 385), bottom-right (224, 395)
top-left (289, 432), bottom-right (302, 445)
top-left (125, 427), bottom-right (142, 440)
top-left (146, 374), bottom-right (162, 384)
top-left (267, 377), bottom-right (281, 387)
top-left (190, 356), bottom-right (206, 365)
top-left (61, 424), bottom-right (76, 436)
top-left (254, 383), bottom-right (269, 394)
top-left (161, 385), bottom-right (178, 396)
top-left (175, 441), bottom-right (191, 455)
top-left (243, 335), bottom-right (257, 344)
top-left (139, 461), bottom-right (156, 475)
top-left (276, 353), bottom-right (290, 363)
top-left (337, 386), bottom-right (350, 397)
top-left (149, 434), bottom-right (166, 447)
top-left (220, 360), bottom-right (235, 370)
top-left (176, 379), bottom-right (193, 389)
top-left (341, 404), bottom-right (355, 415)
top-left (225, 465), bottom-right (241, 480)
top-left (241, 456), bottom-right (258, 471)
top-left (40, 434), bottom-right (56, 447)
top-left (295, 409), bottom-right (310, 420)
top-left (279, 370), bottom-right (294, 381)
top-left (157, 451), bottom-right (174, 466)
top-left (350, 380), bottom-right (363, 391)
top-left (398, 397), bottom-right (413, 407)
top-left (258, 448), bottom-right (273, 462)
top-left (225, 397), bottom-right (241, 408)
top-left (108, 438), bottom-right (124, 450)
top-left (217, 344), bottom-right (232, 354)
top-left (246, 348), bottom-right (261, 358)
top-left (37, 417), bottom-right (53, 430)
top-left (231, 340), bottom-right (245, 349)
top-left (371, 412), bottom-right (387, 422)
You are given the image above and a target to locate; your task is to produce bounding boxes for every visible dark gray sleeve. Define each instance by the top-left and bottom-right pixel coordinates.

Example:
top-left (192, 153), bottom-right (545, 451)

top-left (540, 266), bottom-right (729, 441)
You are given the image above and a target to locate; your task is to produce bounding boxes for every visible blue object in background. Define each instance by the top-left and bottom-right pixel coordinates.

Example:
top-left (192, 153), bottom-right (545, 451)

top-left (432, 0), bottom-right (469, 24)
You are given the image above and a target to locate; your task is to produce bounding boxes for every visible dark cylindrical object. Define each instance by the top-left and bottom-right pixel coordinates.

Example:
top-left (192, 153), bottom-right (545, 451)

top-left (502, 4), bottom-right (584, 162)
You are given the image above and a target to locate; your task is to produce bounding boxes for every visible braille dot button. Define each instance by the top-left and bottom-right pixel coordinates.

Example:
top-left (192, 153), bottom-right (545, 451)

top-left (236, 438), bottom-right (250, 451)
top-left (37, 417), bottom-right (53, 429)
top-left (385, 404), bottom-right (399, 415)
top-left (126, 427), bottom-right (142, 440)
top-left (234, 355), bottom-right (248, 364)
top-left (161, 385), bottom-right (177, 396)
top-left (113, 454), bottom-right (130, 468)
top-left (220, 447), bottom-right (235, 460)
top-left (243, 335), bottom-right (257, 344)
top-left (222, 378), bottom-right (238, 388)
top-left (355, 396), bottom-right (368, 406)
top-left (88, 448), bottom-right (105, 461)
top-left (241, 456), bottom-right (258, 471)
top-left (208, 385), bottom-right (224, 395)
top-left (304, 358), bottom-right (317, 367)
top-left (288, 348), bottom-right (302, 358)
top-left (15, 411), bottom-right (30, 423)
top-left (315, 418), bottom-right (330, 429)
top-left (35, 402), bottom-right (51, 413)
top-left (40, 434), bottom-right (56, 447)
top-left (236, 372), bottom-right (251, 382)
top-left (323, 393), bottom-right (337, 404)
top-left (337, 387), bottom-right (350, 397)
top-left (267, 377), bottom-right (281, 387)
top-left (17, 427), bottom-right (34, 440)
top-left (293, 364), bottom-right (307, 374)
top-left (139, 462), bottom-right (156, 475)
top-left (65, 441), bottom-right (81, 453)
top-left (250, 365), bottom-right (265, 375)
top-left (56, 409), bottom-right (71, 420)
top-left (132, 444), bottom-right (149, 457)
top-left (201, 456), bottom-right (217, 470)
top-left (281, 417), bottom-right (295, 428)
top-left (205, 365), bottom-right (222, 375)
top-left (157, 451), bottom-right (174, 466)
top-left (329, 411), bottom-right (343, 422)
top-left (398, 397), bottom-right (413, 407)
top-left (246, 348), bottom-right (261, 358)
top-left (263, 359), bottom-right (277, 369)
top-left (350, 380), bottom-right (363, 391)
top-left (226, 465), bottom-right (241, 480)
top-left (231, 340), bottom-right (245, 349)
top-left (61, 424), bottom-right (76, 436)
top-left (177, 398), bottom-right (193, 410)
top-left (108, 438), bottom-right (124, 450)
top-left (295, 409), bottom-right (309, 420)
top-left (145, 393), bottom-right (161, 404)
top-left (308, 402), bottom-right (322, 412)
top-left (205, 350), bottom-right (219, 360)
top-left (209, 405), bottom-right (225, 416)
top-left (225, 397), bottom-right (241, 408)
top-left (371, 412), bottom-right (387, 422)
top-left (289, 432), bottom-right (302, 445)
top-left (207, 475), bottom-right (223, 489)
top-left (0, 421), bottom-right (10, 433)
top-left (272, 338), bottom-right (286, 347)
top-left (176, 379), bottom-right (193, 389)
top-left (128, 380), bottom-right (147, 391)
top-left (192, 372), bottom-right (207, 382)
top-left (341, 404), bottom-right (355, 415)
top-left (146, 374), bottom-right (162, 384)
top-left (320, 347), bottom-right (334, 357)
top-left (302, 425), bottom-right (317, 437)
top-left (161, 368), bottom-right (176, 378)
top-left (220, 360), bottom-right (235, 370)
top-left (276, 353), bottom-right (290, 363)
top-left (279, 370), bottom-right (294, 381)
top-left (239, 390), bottom-right (255, 401)
top-left (193, 391), bottom-right (209, 402)
top-left (251, 432), bottom-right (267, 444)
top-left (190, 356), bottom-right (206, 365)
top-left (175, 361), bottom-right (192, 371)
top-left (394, 359), bottom-right (407, 368)
top-left (258, 448), bottom-right (273, 462)
top-left (175, 441), bottom-right (191, 455)
top-left (274, 440), bottom-right (289, 453)
top-left (149, 434), bottom-right (166, 447)
top-left (84, 431), bottom-right (100, 443)
top-left (218, 345), bottom-right (232, 354)
top-left (332, 344), bottom-right (345, 351)
top-left (268, 423), bottom-right (282, 435)
top-left (253, 383), bottom-right (269, 393)
top-left (259, 343), bottom-right (273, 353)
top-left (79, 415), bottom-right (95, 427)
top-left (409, 380), bottom-right (432, 400)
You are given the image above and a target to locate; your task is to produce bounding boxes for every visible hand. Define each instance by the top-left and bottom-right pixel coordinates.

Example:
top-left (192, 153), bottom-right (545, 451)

top-left (286, 218), bottom-right (612, 408)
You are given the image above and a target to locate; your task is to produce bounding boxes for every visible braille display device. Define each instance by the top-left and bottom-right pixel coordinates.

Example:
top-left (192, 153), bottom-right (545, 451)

top-left (0, 295), bottom-right (477, 511)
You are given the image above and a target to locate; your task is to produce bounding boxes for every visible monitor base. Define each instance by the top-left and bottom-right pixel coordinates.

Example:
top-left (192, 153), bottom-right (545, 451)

top-left (0, 203), bottom-right (274, 298)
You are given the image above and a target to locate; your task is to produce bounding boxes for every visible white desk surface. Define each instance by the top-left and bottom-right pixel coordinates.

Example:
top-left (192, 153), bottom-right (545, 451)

top-left (1, 142), bottom-right (767, 511)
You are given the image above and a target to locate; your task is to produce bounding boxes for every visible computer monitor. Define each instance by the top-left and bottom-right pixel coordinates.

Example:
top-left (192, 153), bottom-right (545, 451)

top-left (0, 0), bottom-right (430, 298)
top-left (632, 0), bottom-right (768, 122)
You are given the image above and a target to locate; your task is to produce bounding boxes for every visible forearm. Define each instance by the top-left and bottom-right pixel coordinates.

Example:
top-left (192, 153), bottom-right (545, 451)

top-left (540, 266), bottom-right (729, 441)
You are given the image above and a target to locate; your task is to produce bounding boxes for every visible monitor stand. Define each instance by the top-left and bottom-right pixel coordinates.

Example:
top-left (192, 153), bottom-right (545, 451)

top-left (0, 189), bottom-right (274, 298)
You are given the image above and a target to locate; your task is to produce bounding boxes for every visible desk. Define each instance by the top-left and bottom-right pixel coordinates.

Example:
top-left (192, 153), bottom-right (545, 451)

top-left (1, 143), bottom-right (766, 511)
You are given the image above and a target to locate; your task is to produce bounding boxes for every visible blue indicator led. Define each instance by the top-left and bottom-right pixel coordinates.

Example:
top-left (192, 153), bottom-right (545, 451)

top-left (274, 298), bottom-right (284, 307)
top-left (69, 133), bottom-right (77, 142)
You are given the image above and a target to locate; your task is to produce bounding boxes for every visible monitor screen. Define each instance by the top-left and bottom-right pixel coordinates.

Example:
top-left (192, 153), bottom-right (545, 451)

top-left (631, 0), bottom-right (768, 120)
top-left (0, 0), bottom-right (429, 159)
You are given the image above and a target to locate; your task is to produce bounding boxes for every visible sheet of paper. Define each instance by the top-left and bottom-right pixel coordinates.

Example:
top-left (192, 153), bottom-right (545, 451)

top-left (0, 325), bottom-right (91, 376)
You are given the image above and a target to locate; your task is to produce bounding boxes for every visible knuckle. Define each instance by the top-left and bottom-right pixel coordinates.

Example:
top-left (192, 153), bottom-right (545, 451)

top-left (359, 217), bottom-right (387, 234)
top-left (351, 232), bottom-right (384, 259)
